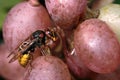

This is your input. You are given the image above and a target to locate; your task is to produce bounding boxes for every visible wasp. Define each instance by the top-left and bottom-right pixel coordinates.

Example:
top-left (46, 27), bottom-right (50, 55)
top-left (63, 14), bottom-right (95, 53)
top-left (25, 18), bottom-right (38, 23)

top-left (7, 28), bottom-right (59, 67)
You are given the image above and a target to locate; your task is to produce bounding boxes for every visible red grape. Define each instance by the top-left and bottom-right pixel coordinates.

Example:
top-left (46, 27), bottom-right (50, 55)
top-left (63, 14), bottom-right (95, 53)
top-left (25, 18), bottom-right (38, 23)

top-left (74, 19), bottom-right (120, 73)
top-left (45, 0), bottom-right (87, 30)
top-left (3, 1), bottom-right (52, 51)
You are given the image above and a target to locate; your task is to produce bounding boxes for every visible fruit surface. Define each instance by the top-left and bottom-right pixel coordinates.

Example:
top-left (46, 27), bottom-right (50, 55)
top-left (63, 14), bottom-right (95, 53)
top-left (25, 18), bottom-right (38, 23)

top-left (74, 19), bottom-right (120, 73)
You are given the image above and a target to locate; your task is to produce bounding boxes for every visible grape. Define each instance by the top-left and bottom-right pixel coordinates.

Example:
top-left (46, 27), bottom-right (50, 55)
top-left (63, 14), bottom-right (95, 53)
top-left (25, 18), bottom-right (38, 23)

top-left (0, 44), bottom-right (25, 80)
top-left (64, 51), bottom-right (94, 79)
top-left (3, 1), bottom-right (52, 51)
top-left (45, 0), bottom-right (87, 30)
top-left (24, 56), bottom-right (71, 80)
top-left (92, 67), bottom-right (120, 80)
top-left (74, 19), bottom-right (120, 73)
top-left (98, 4), bottom-right (120, 42)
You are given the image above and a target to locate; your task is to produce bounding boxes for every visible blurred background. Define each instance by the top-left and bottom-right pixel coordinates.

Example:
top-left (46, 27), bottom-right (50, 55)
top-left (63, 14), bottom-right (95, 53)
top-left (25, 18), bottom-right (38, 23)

top-left (0, 0), bottom-right (120, 80)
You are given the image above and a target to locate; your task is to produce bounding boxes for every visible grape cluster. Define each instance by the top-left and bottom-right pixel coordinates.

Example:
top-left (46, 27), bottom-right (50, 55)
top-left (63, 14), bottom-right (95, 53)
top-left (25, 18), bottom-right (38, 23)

top-left (1, 0), bottom-right (120, 80)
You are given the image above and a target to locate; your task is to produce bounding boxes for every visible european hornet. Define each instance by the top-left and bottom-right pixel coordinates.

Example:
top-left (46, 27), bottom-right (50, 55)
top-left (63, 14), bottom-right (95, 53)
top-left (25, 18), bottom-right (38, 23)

top-left (7, 27), bottom-right (61, 67)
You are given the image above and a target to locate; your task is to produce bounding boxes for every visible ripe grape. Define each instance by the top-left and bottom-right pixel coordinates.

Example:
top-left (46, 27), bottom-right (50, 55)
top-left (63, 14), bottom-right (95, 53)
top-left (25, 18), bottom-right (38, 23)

top-left (45, 0), bottom-right (87, 30)
top-left (24, 56), bottom-right (71, 80)
top-left (74, 19), bottom-right (120, 73)
top-left (3, 1), bottom-right (52, 51)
